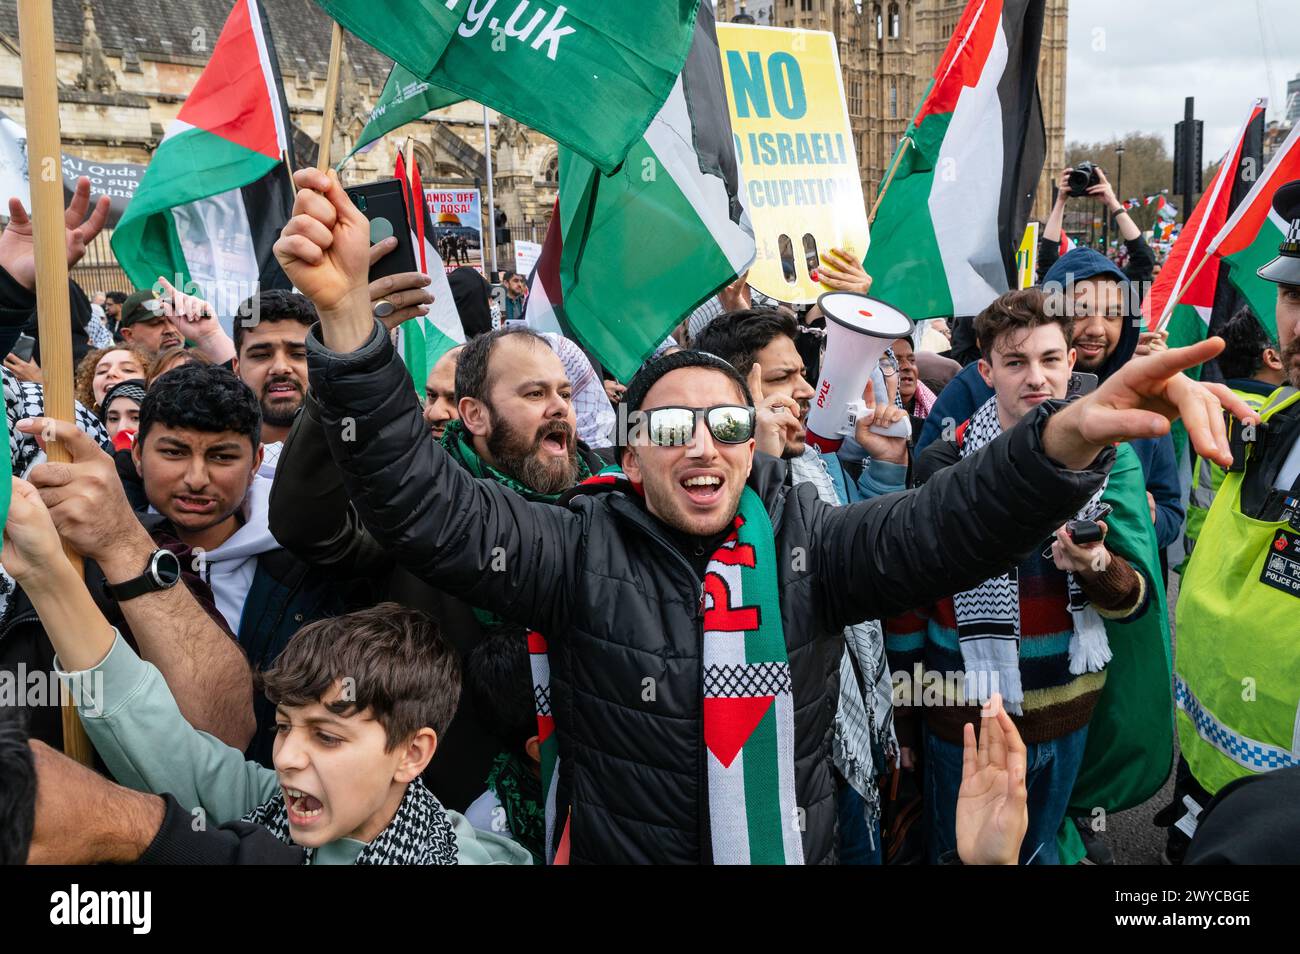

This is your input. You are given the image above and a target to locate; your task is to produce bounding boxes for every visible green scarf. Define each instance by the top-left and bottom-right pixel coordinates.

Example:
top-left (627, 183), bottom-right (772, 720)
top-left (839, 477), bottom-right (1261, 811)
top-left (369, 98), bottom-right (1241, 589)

top-left (439, 419), bottom-right (591, 504)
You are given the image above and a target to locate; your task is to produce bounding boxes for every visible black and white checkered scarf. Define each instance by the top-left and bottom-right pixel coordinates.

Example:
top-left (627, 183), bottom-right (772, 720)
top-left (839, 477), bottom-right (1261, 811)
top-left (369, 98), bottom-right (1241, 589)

top-left (952, 397), bottom-right (1110, 715)
top-left (242, 777), bottom-right (460, 865)
top-left (0, 370), bottom-right (110, 622)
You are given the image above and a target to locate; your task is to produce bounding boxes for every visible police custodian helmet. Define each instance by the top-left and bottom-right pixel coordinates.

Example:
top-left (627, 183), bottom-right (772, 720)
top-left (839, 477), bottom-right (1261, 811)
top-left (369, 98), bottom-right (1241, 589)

top-left (1258, 179), bottom-right (1300, 287)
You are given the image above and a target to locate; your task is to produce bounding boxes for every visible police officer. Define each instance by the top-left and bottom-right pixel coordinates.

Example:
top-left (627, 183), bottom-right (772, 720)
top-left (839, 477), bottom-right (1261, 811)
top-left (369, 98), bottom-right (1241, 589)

top-left (1163, 180), bottom-right (1300, 863)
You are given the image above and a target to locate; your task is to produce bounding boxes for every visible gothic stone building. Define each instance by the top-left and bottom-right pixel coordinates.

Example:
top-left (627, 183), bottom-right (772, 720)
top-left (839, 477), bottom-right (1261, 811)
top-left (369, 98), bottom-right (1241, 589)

top-left (718, 0), bottom-right (1070, 222)
top-left (0, 0), bottom-right (560, 246)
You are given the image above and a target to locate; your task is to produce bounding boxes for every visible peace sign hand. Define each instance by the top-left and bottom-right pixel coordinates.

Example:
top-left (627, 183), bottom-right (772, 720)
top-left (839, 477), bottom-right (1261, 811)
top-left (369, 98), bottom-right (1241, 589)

top-left (853, 378), bottom-right (909, 465)
top-left (748, 363), bottom-right (801, 458)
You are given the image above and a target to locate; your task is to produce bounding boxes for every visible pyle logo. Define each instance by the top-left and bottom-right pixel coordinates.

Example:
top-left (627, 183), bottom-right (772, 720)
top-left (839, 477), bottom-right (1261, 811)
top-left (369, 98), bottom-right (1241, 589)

top-left (50, 884), bottom-right (151, 934)
top-left (816, 379), bottom-right (831, 409)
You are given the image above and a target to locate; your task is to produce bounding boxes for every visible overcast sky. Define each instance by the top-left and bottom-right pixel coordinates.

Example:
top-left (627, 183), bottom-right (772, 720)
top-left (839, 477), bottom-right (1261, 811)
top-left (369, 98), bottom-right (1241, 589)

top-left (1066, 0), bottom-right (1299, 155)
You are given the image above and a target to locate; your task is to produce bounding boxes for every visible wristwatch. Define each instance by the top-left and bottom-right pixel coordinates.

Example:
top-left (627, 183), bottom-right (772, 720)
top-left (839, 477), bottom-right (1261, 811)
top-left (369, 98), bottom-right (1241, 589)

top-left (106, 548), bottom-right (183, 602)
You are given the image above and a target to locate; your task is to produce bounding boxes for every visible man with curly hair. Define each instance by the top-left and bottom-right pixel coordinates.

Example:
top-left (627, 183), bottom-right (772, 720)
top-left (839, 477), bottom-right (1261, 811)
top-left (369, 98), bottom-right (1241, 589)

top-left (133, 363), bottom-right (377, 765)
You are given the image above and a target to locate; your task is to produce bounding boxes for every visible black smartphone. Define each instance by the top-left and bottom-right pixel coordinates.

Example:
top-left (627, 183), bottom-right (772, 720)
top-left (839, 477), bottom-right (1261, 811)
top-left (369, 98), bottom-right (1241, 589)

top-left (1067, 503), bottom-right (1113, 545)
top-left (344, 178), bottom-right (418, 282)
top-left (1067, 371), bottom-right (1099, 398)
top-left (10, 333), bottom-right (35, 362)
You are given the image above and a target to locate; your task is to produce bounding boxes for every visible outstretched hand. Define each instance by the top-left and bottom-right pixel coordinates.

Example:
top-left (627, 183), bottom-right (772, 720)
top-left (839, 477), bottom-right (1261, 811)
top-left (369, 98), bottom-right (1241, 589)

top-left (0, 177), bottom-right (111, 290)
top-left (1042, 337), bottom-right (1258, 471)
top-left (955, 693), bottom-right (1029, 865)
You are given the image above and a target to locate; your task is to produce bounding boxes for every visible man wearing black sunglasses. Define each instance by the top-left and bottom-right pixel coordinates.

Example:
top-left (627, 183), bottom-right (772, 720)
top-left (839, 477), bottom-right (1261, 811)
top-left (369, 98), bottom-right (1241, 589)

top-left (278, 166), bottom-right (1255, 865)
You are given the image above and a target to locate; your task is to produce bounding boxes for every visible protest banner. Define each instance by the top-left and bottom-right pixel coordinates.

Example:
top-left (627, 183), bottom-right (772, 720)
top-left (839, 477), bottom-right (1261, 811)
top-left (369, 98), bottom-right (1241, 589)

top-left (1, 113), bottom-right (144, 227)
top-left (426, 188), bottom-right (484, 274)
top-left (515, 239), bottom-right (542, 277)
top-left (716, 23), bottom-right (868, 304)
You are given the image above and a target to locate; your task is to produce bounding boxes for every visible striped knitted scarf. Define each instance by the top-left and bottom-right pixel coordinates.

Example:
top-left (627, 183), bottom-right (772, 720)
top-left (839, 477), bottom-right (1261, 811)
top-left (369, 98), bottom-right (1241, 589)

top-left (953, 397), bottom-right (1111, 714)
top-left (552, 467), bottom-right (804, 864)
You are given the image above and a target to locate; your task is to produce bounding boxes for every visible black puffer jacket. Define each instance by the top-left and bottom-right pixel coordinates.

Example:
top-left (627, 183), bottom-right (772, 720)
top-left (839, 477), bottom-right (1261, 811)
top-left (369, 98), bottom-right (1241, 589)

top-left (267, 391), bottom-right (611, 812)
top-left (307, 321), bottom-right (1113, 864)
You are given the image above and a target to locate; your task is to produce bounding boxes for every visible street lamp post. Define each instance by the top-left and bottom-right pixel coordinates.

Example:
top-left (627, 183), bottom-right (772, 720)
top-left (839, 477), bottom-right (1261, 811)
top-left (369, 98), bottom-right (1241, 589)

top-left (1114, 142), bottom-right (1126, 254)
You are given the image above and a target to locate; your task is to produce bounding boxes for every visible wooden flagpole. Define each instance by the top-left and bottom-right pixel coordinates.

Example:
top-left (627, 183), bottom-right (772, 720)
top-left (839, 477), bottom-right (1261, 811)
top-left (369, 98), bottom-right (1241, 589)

top-left (16, 0), bottom-right (93, 764)
top-left (317, 21), bottom-right (345, 171)
top-left (1155, 252), bottom-right (1214, 334)
top-left (868, 136), bottom-right (914, 226)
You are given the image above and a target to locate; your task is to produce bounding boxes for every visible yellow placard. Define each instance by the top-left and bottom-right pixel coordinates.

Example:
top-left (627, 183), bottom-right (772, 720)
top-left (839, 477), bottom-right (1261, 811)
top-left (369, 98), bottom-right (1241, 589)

top-left (716, 25), bottom-right (869, 305)
top-left (1017, 221), bottom-right (1039, 290)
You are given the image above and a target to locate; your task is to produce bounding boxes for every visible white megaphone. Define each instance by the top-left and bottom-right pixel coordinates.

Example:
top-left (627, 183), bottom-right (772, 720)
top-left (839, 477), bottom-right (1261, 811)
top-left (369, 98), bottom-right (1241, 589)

top-left (805, 292), bottom-right (915, 453)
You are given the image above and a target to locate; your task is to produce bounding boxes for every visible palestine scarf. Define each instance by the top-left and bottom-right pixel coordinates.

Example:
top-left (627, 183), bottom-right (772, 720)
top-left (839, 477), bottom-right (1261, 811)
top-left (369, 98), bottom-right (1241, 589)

top-left (952, 397), bottom-right (1111, 715)
top-left (241, 777), bottom-right (459, 865)
top-left (554, 466), bottom-right (805, 865)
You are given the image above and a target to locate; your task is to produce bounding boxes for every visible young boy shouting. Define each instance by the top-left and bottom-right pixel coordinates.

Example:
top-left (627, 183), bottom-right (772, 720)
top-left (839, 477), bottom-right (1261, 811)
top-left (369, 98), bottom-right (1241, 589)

top-left (2, 476), bottom-right (530, 865)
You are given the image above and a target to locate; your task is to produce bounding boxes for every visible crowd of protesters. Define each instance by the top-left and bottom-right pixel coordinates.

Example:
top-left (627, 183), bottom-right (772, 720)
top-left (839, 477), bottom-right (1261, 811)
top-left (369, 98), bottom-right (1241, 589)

top-left (0, 163), bottom-right (1297, 868)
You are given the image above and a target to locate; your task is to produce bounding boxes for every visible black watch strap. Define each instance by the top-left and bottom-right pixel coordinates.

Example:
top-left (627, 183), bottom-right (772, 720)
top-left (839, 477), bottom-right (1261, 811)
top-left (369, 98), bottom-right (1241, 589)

top-left (106, 549), bottom-right (183, 602)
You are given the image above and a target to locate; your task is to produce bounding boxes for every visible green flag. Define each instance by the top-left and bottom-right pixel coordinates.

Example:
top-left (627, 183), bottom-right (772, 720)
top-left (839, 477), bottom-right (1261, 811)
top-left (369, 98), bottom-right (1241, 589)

top-left (526, 4), bottom-right (754, 381)
top-left (347, 64), bottom-right (460, 161)
top-left (315, 0), bottom-right (703, 174)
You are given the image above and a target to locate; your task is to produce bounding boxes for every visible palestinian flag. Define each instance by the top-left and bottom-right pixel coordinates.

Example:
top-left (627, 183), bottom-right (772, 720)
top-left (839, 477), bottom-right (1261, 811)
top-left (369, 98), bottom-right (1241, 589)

top-left (524, 200), bottom-right (565, 336)
top-left (866, 0), bottom-right (1046, 321)
top-left (315, 0), bottom-right (702, 175)
top-left (1148, 100), bottom-right (1266, 350)
top-left (1205, 120), bottom-right (1300, 339)
top-left (111, 0), bottom-right (293, 322)
top-left (527, 3), bottom-right (754, 382)
top-left (392, 153), bottom-right (465, 391)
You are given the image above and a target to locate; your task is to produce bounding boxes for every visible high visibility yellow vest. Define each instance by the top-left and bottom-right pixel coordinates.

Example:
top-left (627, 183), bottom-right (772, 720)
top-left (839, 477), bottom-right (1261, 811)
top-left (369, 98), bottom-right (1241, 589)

top-left (1184, 386), bottom-right (1270, 552)
top-left (1176, 386), bottom-right (1300, 795)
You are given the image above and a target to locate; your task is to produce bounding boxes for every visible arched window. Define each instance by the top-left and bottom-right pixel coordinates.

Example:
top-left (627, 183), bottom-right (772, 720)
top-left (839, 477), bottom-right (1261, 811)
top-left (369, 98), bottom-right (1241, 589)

top-left (874, 5), bottom-right (883, 41)
top-left (541, 153), bottom-right (559, 187)
top-left (889, 3), bottom-right (901, 38)
top-left (889, 83), bottom-right (898, 118)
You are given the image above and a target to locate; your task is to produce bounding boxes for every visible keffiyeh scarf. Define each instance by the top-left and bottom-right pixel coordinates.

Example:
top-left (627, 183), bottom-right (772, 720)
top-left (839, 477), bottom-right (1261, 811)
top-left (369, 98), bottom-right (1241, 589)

top-left (242, 777), bottom-right (459, 865)
top-left (952, 397), bottom-right (1111, 715)
top-left (0, 371), bottom-right (110, 623)
top-left (787, 448), bottom-right (896, 834)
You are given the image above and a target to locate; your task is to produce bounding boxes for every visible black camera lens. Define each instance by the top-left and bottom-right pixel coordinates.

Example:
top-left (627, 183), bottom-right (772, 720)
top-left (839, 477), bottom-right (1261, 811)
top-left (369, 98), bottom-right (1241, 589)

top-left (1068, 161), bottom-right (1101, 198)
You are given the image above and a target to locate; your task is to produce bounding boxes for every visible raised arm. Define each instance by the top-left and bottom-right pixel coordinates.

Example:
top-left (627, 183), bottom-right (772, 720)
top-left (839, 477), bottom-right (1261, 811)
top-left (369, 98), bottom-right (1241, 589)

top-left (818, 338), bottom-right (1258, 628)
top-left (277, 167), bottom-right (584, 633)
top-left (816, 401), bottom-right (1111, 627)
top-left (3, 478), bottom-right (275, 820)
top-left (21, 418), bottom-right (255, 749)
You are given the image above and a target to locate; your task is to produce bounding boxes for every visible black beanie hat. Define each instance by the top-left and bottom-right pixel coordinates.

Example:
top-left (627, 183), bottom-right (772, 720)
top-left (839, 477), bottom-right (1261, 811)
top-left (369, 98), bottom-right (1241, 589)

top-left (621, 349), bottom-right (753, 415)
top-left (617, 350), bottom-right (753, 453)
